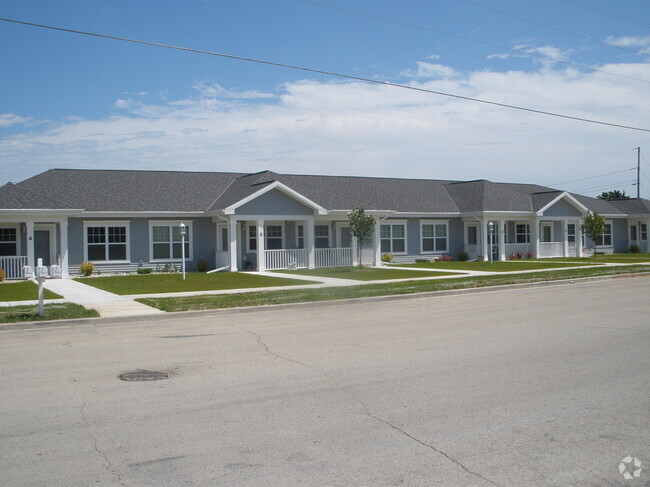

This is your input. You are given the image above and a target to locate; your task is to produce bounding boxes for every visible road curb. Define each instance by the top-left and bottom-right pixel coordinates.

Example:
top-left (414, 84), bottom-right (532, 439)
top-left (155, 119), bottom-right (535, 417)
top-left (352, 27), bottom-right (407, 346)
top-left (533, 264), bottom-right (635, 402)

top-left (2, 272), bottom-right (649, 332)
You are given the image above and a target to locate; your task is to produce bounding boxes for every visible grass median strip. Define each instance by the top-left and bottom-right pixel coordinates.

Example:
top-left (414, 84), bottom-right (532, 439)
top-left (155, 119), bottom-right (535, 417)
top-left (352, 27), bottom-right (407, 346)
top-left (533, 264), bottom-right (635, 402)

top-left (0, 281), bottom-right (61, 301)
top-left (0, 303), bottom-right (99, 324)
top-left (75, 272), bottom-right (317, 295)
top-left (136, 265), bottom-right (650, 312)
top-left (272, 266), bottom-right (461, 280)
top-left (391, 261), bottom-right (603, 272)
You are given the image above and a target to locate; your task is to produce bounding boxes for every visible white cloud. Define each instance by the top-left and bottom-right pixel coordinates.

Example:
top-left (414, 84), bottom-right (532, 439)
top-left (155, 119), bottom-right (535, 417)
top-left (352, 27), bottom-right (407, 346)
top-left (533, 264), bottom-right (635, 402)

top-left (1, 60), bottom-right (649, 197)
top-left (401, 62), bottom-right (459, 79)
top-left (488, 44), bottom-right (573, 69)
top-left (604, 35), bottom-right (650, 48)
top-left (0, 113), bottom-right (33, 128)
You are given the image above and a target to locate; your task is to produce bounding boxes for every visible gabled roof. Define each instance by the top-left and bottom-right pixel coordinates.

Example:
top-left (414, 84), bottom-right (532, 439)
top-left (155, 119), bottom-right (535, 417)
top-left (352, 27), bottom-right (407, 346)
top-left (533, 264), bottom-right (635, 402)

top-left (570, 194), bottom-right (626, 215)
top-left (0, 182), bottom-right (76, 210)
top-left (444, 180), bottom-right (533, 212)
top-left (606, 198), bottom-right (650, 215)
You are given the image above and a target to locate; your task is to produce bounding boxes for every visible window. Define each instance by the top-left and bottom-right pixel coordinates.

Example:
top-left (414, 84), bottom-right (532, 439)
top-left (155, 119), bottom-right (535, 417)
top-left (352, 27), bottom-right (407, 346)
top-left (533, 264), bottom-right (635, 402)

top-left (85, 222), bottom-right (129, 262)
top-left (315, 224), bottom-right (330, 249)
top-left (150, 222), bottom-right (191, 261)
top-left (247, 225), bottom-right (257, 252)
top-left (0, 227), bottom-right (18, 256)
top-left (297, 225), bottom-right (304, 249)
top-left (631, 225), bottom-right (638, 242)
top-left (597, 222), bottom-right (612, 246)
top-left (266, 224), bottom-right (283, 250)
top-left (467, 226), bottom-right (478, 246)
top-left (516, 224), bottom-right (530, 244)
top-left (642, 224), bottom-right (648, 241)
top-left (219, 226), bottom-right (228, 252)
top-left (380, 223), bottom-right (406, 254)
top-left (421, 222), bottom-right (447, 253)
top-left (567, 224), bottom-right (576, 244)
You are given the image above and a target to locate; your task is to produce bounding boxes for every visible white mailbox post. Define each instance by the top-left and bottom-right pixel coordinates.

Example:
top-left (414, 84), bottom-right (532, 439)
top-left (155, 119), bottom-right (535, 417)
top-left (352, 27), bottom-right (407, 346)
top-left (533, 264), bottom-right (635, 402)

top-left (34, 258), bottom-right (49, 318)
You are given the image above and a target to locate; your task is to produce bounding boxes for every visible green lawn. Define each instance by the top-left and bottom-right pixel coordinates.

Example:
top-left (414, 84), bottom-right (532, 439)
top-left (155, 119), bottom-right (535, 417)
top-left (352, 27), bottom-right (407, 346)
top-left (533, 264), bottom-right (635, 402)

top-left (390, 260), bottom-right (600, 272)
top-left (0, 303), bottom-right (99, 323)
top-left (536, 253), bottom-right (650, 264)
top-left (137, 264), bottom-right (650, 312)
top-left (0, 281), bottom-right (61, 301)
top-left (75, 272), bottom-right (317, 295)
top-left (273, 266), bottom-right (460, 280)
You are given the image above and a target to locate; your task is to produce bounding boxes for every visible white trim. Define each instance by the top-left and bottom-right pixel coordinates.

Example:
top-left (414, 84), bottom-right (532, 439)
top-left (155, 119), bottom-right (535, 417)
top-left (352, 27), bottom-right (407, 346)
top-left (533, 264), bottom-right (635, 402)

top-left (314, 223), bottom-right (331, 249)
top-left (514, 222), bottom-right (531, 244)
top-left (379, 220), bottom-right (408, 255)
top-left (597, 220), bottom-right (614, 247)
top-left (83, 220), bottom-right (131, 264)
top-left (148, 220), bottom-right (193, 262)
top-left (223, 181), bottom-right (327, 215)
top-left (536, 191), bottom-right (589, 216)
top-left (264, 221), bottom-right (285, 250)
top-left (419, 220), bottom-right (449, 254)
top-left (540, 222), bottom-right (554, 243)
top-left (216, 223), bottom-right (229, 252)
top-left (246, 223), bottom-right (257, 253)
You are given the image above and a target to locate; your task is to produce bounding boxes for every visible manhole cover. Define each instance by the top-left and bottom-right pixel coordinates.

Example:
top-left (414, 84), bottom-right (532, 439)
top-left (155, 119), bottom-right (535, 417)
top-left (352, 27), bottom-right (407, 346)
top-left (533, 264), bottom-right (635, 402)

top-left (119, 370), bottom-right (171, 382)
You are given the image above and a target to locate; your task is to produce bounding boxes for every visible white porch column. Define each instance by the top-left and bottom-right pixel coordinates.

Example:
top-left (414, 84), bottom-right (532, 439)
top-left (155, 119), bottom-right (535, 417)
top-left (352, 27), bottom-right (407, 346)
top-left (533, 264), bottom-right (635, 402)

top-left (229, 219), bottom-right (238, 271)
top-left (306, 219), bottom-right (315, 269)
top-left (351, 236), bottom-right (358, 266)
top-left (256, 219), bottom-right (266, 272)
top-left (373, 219), bottom-right (382, 266)
top-left (563, 220), bottom-right (569, 257)
top-left (481, 219), bottom-right (489, 261)
top-left (60, 219), bottom-right (69, 278)
top-left (499, 219), bottom-right (506, 261)
top-left (576, 221), bottom-right (583, 257)
top-left (532, 218), bottom-right (540, 258)
top-left (26, 221), bottom-right (35, 269)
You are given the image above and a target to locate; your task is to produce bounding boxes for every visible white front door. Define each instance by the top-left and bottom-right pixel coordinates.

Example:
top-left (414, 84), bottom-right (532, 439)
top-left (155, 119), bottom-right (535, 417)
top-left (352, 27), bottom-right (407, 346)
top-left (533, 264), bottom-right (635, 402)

top-left (541, 223), bottom-right (553, 242)
top-left (465, 223), bottom-right (479, 259)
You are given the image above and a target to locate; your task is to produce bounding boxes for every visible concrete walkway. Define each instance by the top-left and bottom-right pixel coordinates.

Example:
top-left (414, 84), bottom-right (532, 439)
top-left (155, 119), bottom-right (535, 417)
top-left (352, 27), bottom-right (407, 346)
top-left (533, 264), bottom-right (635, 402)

top-left (42, 279), bottom-right (163, 318)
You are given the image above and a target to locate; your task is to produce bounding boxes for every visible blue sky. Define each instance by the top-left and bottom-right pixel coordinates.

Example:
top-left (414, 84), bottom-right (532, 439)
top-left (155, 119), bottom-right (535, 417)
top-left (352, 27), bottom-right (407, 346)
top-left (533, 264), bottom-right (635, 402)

top-left (1, 0), bottom-right (649, 197)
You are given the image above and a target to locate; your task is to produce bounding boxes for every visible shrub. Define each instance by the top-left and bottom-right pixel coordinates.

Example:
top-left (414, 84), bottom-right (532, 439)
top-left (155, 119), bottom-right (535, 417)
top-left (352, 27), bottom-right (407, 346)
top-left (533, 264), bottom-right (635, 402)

top-left (509, 253), bottom-right (516, 260)
top-left (517, 252), bottom-right (524, 259)
top-left (381, 253), bottom-right (394, 263)
top-left (137, 268), bottom-right (153, 275)
top-left (80, 261), bottom-right (94, 277)
top-left (196, 259), bottom-right (209, 272)
top-left (0, 268), bottom-right (5, 282)
top-left (629, 244), bottom-right (640, 253)
top-left (415, 258), bottom-right (429, 263)
top-left (527, 251), bottom-right (534, 259)
top-left (444, 255), bottom-right (454, 262)
top-left (458, 252), bottom-right (469, 262)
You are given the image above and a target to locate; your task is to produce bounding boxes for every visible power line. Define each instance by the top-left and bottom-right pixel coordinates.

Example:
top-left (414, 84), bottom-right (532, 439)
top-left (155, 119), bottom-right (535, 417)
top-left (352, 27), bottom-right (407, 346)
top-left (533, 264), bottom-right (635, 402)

top-left (549, 167), bottom-right (636, 186)
top-left (565, 179), bottom-right (637, 194)
top-left (559, 0), bottom-right (650, 29)
top-left (297, 0), bottom-right (650, 85)
top-left (455, 0), bottom-right (641, 54)
top-left (2, 16), bottom-right (650, 133)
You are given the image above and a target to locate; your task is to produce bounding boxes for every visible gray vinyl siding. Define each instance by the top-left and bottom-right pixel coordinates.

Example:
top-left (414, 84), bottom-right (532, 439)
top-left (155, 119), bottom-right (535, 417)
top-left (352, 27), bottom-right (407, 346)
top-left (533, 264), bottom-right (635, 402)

top-left (67, 217), bottom-right (216, 274)
top-left (235, 189), bottom-right (314, 216)
top-left (542, 199), bottom-right (583, 217)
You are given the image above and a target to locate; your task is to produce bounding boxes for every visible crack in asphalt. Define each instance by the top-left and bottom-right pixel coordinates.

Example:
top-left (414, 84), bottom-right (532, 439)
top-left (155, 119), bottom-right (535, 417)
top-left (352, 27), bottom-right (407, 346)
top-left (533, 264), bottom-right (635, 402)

top-left (236, 325), bottom-right (502, 487)
top-left (80, 402), bottom-right (128, 487)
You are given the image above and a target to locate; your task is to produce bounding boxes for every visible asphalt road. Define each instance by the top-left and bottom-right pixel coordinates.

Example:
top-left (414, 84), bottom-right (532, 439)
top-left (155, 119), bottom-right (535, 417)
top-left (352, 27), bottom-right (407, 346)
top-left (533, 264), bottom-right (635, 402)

top-left (1, 276), bottom-right (649, 487)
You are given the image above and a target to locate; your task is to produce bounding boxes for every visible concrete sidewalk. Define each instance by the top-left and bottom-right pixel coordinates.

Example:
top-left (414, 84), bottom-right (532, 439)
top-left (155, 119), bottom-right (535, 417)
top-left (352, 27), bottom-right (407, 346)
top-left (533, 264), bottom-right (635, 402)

top-left (42, 279), bottom-right (163, 318)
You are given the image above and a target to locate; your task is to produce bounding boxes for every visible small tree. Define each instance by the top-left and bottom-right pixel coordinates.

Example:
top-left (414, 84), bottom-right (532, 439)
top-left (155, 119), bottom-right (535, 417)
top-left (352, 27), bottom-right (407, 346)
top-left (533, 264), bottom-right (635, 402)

top-left (597, 190), bottom-right (630, 201)
top-left (580, 212), bottom-right (605, 258)
top-left (348, 208), bottom-right (375, 267)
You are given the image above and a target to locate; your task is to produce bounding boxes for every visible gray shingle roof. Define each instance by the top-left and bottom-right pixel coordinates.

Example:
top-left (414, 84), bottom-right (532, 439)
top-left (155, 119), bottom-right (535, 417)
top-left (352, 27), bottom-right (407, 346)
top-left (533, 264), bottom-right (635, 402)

top-left (1, 168), bottom-right (648, 218)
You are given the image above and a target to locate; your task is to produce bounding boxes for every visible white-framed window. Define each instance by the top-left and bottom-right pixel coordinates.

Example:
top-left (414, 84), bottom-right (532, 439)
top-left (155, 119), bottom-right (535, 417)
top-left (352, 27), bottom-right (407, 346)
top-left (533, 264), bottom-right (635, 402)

top-left (217, 224), bottom-right (228, 252)
top-left (297, 225), bottom-right (304, 249)
top-left (380, 222), bottom-right (406, 254)
top-left (247, 224), bottom-right (257, 252)
top-left (420, 221), bottom-right (448, 253)
top-left (516, 223), bottom-right (530, 243)
top-left (567, 223), bottom-right (576, 244)
top-left (642, 223), bottom-right (648, 241)
top-left (0, 226), bottom-right (18, 256)
top-left (265, 224), bottom-right (284, 250)
top-left (597, 221), bottom-right (613, 246)
top-left (315, 224), bottom-right (330, 249)
top-left (84, 221), bottom-right (130, 262)
top-left (149, 221), bottom-right (191, 261)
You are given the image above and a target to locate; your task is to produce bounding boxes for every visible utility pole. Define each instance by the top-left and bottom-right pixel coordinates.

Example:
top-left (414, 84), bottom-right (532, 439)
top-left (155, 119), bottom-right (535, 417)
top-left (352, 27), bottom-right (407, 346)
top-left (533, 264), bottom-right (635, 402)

top-left (637, 147), bottom-right (641, 198)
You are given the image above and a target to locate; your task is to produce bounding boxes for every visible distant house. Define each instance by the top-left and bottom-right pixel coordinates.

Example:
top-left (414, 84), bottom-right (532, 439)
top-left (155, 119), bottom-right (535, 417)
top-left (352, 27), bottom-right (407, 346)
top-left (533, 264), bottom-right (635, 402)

top-left (0, 169), bottom-right (648, 278)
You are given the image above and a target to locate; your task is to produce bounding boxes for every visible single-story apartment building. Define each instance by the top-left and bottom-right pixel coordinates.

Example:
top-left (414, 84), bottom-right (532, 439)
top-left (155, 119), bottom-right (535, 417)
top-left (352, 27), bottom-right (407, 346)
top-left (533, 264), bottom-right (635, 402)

top-left (0, 168), bottom-right (648, 278)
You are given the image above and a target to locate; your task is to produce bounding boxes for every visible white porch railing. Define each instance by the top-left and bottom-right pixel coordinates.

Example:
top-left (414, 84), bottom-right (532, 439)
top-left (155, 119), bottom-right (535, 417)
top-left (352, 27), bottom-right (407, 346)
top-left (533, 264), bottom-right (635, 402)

top-left (0, 256), bottom-right (28, 279)
top-left (265, 249), bottom-right (308, 270)
top-left (315, 248), bottom-right (352, 268)
top-left (504, 243), bottom-right (532, 257)
top-left (539, 242), bottom-right (564, 258)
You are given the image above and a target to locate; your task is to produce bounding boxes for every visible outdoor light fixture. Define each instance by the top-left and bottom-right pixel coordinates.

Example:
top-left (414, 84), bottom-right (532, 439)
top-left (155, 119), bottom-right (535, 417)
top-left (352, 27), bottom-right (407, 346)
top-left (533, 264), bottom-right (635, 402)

top-left (488, 221), bottom-right (494, 264)
top-left (179, 222), bottom-right (186, 280)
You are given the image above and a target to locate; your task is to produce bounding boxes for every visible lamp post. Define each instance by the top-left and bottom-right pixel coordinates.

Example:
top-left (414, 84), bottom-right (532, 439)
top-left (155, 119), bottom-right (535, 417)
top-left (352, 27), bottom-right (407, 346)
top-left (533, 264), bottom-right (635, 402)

top-left (179, 222), bottom-right (186, 280)
top-left (488, 221), bottom-right (494, 264)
